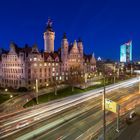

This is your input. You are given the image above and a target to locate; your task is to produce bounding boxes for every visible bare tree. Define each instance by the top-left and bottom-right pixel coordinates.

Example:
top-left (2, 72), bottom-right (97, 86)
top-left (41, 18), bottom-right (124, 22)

top-left (52, 76), bottom-right (58, 95)
top-left (66, 66), bottom-right (84, 92)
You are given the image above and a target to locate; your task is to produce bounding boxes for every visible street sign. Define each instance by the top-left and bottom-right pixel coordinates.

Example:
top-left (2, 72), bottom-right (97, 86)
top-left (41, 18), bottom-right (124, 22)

top-left (104, 98), bottom-right (119, 113)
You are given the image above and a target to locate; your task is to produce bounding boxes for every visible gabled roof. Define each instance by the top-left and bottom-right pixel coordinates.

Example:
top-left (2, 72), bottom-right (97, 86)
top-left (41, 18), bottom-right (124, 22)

top-left (84, 54), bottom-right (92, 60)
top-left (9, 43), bottom-right (32, 54)
top-left (84, 54), bottom-right (96, 64)
top-left (43, 51), bottom-right (60, 62)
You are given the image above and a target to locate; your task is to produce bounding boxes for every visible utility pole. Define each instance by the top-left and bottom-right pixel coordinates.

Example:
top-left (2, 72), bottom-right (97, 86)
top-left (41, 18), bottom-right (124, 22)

top-left (103, 77), bottom-right (106, 140)
top-left (116, 105), bottom-right (120, 132)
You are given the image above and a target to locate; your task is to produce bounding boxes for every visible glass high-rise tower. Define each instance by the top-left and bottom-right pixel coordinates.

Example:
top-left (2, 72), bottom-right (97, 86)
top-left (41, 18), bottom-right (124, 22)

top-left (120, 41), bottom-right (132, 63)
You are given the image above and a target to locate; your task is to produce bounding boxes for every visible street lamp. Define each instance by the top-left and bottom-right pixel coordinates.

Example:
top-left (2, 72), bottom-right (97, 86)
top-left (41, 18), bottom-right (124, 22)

top-left (35, 79), bottom-right (39, 104)
top-left (84, 73), bottom-right (88, 88)
top-left (5, 88), bottom-right (8, 92)
top-left (102, 76), bottom-right (106, 140)
top-left (113, 64), bottom-right (116, 84)
top-left (10, 94), bottom-right (13, 98)
top-left (134, 70), bottom-right (140, 93)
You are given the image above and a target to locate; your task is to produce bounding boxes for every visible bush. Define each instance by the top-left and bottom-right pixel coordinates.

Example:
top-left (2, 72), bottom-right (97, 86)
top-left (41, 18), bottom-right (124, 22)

top-left (18, 87), bottom-right (28, 92)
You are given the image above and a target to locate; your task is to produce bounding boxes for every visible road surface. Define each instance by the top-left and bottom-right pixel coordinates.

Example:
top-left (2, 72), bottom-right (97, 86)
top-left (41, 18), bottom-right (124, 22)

top-left (117, 117), bottom-right (140, 140)
top-left (0, 77), bottom-right (140, 140)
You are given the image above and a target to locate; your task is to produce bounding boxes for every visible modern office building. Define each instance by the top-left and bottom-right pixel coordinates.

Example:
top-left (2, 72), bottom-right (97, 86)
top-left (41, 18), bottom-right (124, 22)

top-left (120, 40), bottom-right (132, 63)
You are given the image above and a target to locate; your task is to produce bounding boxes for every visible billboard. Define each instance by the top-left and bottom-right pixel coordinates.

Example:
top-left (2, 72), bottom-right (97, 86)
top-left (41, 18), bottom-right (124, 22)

top-left (103, 98), bottom-right (119, 113)
top-left (120, 41), bottom-right (132, 63)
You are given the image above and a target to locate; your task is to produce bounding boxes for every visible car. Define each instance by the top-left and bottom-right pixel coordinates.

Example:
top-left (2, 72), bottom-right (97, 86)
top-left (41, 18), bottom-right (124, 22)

top-left (129, 111), bottom-right (136, 119)
top-left (126, 111), bottom-right (137, 124)
top-left (16, 120), bottom-right (29, 129)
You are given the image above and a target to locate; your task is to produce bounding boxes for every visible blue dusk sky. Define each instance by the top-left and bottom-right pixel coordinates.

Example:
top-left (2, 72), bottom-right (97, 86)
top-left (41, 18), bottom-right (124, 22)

top-left (0, 0), bottom-right (140, 61)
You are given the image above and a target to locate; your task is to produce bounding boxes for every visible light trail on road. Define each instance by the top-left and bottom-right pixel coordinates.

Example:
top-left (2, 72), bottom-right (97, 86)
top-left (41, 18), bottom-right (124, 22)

top-left (0, 77), bottom-right (140, 139)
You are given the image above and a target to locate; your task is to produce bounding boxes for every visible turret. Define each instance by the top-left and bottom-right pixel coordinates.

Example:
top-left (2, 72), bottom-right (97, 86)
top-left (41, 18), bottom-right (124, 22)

top-left (32, 44), bottom-right (39, 53)
top-left (43, 19), bottom-right (55, 53)
top-left (77, 38), bottom-right (83, 57)
top-left (61, 33), bottom-right (68, 62)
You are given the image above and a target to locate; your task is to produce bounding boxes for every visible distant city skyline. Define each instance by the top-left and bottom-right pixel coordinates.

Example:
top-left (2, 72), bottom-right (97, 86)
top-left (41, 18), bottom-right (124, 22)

top-left (0, 0), bottom-right (140, 61)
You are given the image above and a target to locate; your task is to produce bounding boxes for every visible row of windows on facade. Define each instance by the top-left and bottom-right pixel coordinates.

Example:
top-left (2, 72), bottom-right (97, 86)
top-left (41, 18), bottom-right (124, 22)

top-left (69, 59), bottom-right (81, 62)
top-left (28, 76), bottom-right (63, 85)
top-left (2, 63), bottom-right (24, 67)
top-left (3, 74), bottom-right (22, 79)
top-left (2, 68), bottom-right (24, 73)
top-left (2, 61), bottom-right (60, 67)
top-left (2, 57), bottom-right (24, 62)
top-left (32, 63), bottom-right (87, 71)
top-left (29, 57), bottom-right (59, 62)
top-left (28, 72), bottom-right (60, 79)
top-left (2, 79), bottom-right (22, 85)
top-left (2, 67), bottom-right (67, 75)
top-left (32, 62), bottom-right (59, 67)
top-left (28, 67), bottom-right (59, 73)
top-left (69, 53), bottom-right (81, 57)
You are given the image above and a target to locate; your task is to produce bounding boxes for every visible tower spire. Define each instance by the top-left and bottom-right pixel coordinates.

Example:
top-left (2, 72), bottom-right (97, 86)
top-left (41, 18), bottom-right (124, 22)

top-left (46, 18), bottom-right (53, 32)
top-left (63, 32), bottom-right (67, 39)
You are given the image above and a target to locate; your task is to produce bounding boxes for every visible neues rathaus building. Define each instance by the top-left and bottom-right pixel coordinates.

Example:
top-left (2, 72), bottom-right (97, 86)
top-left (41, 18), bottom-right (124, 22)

top-left (0, 19), bottom-right (96, 89)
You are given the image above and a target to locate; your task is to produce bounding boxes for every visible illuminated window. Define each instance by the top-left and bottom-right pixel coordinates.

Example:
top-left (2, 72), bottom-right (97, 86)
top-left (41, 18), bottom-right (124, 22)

top-left (34, 63), bottom-right (37, 66)
top-left (30, 58), bottom-right (32, 61)
top-left (52, 68), bottom-right (55, 71)
top-left (59, 76), bottom-right (62, 80)
top-left (44, 63), bottom-right (47, 66)
top-left (34, 57), bottom-right (37, 61)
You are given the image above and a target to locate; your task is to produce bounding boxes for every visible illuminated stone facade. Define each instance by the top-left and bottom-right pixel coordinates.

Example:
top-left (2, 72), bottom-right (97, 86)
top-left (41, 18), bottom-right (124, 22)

top-left (0, 20), bottom-right (96, 89)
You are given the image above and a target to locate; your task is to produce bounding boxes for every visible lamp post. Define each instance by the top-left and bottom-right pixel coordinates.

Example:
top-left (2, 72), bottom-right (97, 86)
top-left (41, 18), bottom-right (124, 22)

top-left (134, 71), bottom-right (140, 94)
top-left (84, 73), bottom-right (88, 88)
top-left (102, 76), bottom-right (106, 140)
top-left (113, 64), bottom-right (116, 84)
top-left (35, 79), bottom-right (39, 104)
top-left (130, 63), bottom-right (133, 77)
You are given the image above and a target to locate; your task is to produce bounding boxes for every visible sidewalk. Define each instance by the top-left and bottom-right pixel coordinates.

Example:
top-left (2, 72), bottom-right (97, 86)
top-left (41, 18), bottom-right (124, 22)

top-left (0, 78), bottom-right (102, 115)
top-left (0, 84), bottom-right (68, 115)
